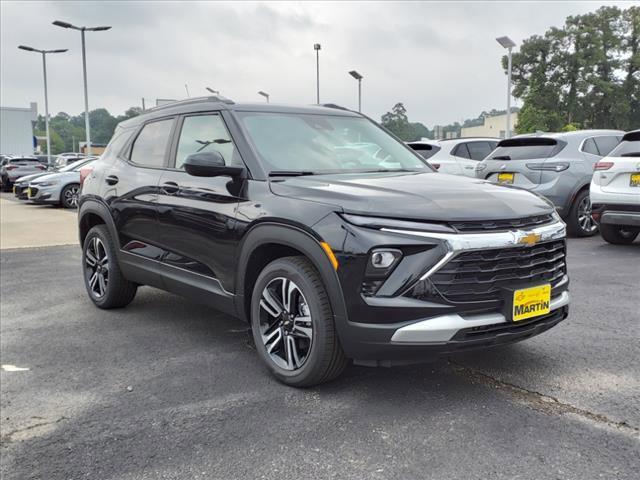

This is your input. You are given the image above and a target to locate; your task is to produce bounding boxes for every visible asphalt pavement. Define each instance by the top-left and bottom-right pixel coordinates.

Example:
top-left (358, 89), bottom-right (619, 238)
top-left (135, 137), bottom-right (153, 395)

top-left (1, 236), bottom-right (638, 479)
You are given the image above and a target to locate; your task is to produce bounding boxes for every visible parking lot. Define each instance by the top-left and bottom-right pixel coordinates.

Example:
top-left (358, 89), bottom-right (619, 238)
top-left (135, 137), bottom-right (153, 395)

top-left (1, 191), bottom-right (638, 480)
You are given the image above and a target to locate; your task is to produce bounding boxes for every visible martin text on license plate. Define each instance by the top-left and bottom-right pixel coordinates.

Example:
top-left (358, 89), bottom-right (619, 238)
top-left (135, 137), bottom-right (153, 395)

top-left (631, 173), bottom-right (640, 187)
top-left (498, 172), bottom-right (514, 184)
top-left (513, 284), bottom-right (551, 322)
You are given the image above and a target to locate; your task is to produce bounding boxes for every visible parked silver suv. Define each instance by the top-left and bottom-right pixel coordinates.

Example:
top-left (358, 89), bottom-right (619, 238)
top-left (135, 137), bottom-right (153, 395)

top-left (475, 130), bottom-right (623, 236)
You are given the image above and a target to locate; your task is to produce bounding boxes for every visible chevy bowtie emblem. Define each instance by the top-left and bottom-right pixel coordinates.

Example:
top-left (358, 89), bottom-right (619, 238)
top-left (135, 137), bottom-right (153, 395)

top-left (518, 232), bottom-right (542, 246)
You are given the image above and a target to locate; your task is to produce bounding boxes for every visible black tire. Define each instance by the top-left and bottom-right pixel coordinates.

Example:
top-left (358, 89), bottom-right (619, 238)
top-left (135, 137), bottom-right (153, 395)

top-left (60, 183), bottom-right (80, 209)
top-left (250, 256), bottom-right (347, 387)
top-left (1, 176), bottom-right (11, 192)
top-left (566, 189), bottom-right (599, 237)
top-left (600, 224), bottom-right (639, 245)
top-left (82, 225), bottom-right (137, 309)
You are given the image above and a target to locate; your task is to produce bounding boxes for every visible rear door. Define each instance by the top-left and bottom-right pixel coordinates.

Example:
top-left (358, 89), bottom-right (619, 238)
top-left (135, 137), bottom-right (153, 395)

top-left (481, 138), bottom-right (563, 187)
top-left (155, 112), bottom-right (244, 307)
top-left (461, 141), bottom-right (494, 177)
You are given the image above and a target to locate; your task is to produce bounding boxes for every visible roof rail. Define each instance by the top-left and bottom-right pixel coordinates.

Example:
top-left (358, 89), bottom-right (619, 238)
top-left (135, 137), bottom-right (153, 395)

top-left (320, 103), bottom-right (350, 111)
top-left (146, 95), bottom-right (234, 113)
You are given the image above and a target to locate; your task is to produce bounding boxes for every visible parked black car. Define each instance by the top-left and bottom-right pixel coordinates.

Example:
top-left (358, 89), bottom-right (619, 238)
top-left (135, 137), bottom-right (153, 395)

top-left (78, 97), bottom-right (569, 386)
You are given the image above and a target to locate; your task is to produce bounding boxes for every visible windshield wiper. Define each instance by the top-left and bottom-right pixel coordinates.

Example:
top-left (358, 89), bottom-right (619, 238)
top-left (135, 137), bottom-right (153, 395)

top-left (620, 152), bottom-right (640, 157)
top-left (268, 170), bottom-right (317, 177)
top-left (492, 155), bottom-right (511, 160)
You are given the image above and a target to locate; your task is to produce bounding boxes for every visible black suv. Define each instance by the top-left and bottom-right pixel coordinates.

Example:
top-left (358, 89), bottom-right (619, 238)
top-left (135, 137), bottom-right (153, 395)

top-left (78, 97), bottom-right (570, 386)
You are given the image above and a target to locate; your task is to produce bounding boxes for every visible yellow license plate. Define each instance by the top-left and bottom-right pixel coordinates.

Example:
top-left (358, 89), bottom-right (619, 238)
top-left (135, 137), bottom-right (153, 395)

top-left (12, 185), bottom-right (16, 194)
top-left (498, 172), bottom-right (514, 184)
top-left (630, 173), bottom-right (640, 187)
top-left (513, 284), bottom-right (551, 322)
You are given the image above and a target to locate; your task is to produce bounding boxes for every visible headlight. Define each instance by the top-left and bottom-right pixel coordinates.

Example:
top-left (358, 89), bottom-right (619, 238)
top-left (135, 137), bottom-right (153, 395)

top-left (475, 162), bottom-right (487, 172)
top-left (33, 181), bottom-right (58, 187)
top-left (341, 213), bottom-right (456, 234)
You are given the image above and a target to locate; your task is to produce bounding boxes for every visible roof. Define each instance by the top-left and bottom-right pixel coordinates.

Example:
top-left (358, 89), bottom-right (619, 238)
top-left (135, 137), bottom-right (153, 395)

top-left (514, 129), bottom-right (624, 140)
top-left (118, 96), bottom-right (360, 128)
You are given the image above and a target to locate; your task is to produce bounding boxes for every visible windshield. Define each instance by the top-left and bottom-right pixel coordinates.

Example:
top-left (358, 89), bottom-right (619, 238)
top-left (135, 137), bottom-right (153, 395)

top-left (237, 112), bottom-right (430, 174)
top-left (608, 139), bottom-right (640, 158)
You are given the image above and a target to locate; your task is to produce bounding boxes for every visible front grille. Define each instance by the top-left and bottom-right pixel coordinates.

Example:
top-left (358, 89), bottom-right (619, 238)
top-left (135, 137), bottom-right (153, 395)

top-left (411, 240), bottom-right (566, 304)
top-left (449, 214), bottom-right (554, 232)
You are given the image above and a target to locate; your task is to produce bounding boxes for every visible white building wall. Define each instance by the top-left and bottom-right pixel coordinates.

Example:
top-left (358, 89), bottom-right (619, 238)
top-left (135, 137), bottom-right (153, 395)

top-left (1, 105), bottom-right (36, 155)
top-left (461, 112), bottom-right (519, 139)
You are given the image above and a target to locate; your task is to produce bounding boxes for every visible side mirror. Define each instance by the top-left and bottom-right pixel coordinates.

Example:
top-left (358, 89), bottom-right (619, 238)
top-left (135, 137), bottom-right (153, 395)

top-left (183, 151), bottom-right (244, 178)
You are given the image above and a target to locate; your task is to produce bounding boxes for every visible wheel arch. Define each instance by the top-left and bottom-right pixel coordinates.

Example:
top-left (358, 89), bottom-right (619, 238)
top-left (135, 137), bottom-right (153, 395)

top-left (235, 223), bottom-right (348, 328)
top-left (78, 199), bottom-right (119, 251)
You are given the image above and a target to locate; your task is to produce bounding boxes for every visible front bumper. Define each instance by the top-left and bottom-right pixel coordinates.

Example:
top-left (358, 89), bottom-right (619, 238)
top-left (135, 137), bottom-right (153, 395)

top-left (28, 185), bottom-right (60, 204)
top-left (332, 218), bottom-right (569, 364)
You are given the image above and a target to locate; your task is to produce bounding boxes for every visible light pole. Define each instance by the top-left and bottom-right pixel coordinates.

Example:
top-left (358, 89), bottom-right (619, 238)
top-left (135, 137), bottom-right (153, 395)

top-left (206, 87), bottom-right (220, 95)
top-left (258, 91), bottom-right (270, 103)
top-left (18, 45), bottom-right (67, 165)
top-left (496, 35), bottom-right (516, 139)
top-left (53, 20), bottom-right (111, 157)
top-left (314, 43), bottom-right (321, 104)
top-left (349, 70), bottom-right (363, 112)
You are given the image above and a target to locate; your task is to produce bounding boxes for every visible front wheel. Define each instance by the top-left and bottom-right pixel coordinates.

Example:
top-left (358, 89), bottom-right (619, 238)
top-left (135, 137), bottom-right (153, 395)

top-left (250, 256), bottom-right (347, 387)
top-left (600, 224), bottom-right (639, 245)
top-left (83, 225), bottom-right (137, 309)
top-left (566, 189), bottom-right (598, 237)
top-left (61, 183), bottom-right (80, 209)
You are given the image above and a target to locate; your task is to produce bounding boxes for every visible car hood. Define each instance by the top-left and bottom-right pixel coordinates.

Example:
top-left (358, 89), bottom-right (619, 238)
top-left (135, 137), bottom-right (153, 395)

top-left (269, 171), bottom-right (553, 221)
top-left (31, 171), bottom-right (78, 184)
top-left (16, 171), bottom-right (52, 183)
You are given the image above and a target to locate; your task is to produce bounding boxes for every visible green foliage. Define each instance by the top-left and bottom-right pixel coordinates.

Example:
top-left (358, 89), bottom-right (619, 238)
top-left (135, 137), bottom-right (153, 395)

top-left (508, 5), bottom-right (639, 132)
top-left (561, 123), bottom-right (580, 132)
top-left (381, 103), bottom-right (432, 141)
top-left (36, 107), bottom-right (142, 155)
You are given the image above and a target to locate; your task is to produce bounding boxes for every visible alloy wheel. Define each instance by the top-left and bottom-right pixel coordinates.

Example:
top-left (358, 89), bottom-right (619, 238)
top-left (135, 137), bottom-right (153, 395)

top-left (64, 185), bottom-right (80, 207)
top-left (85, 237), bottom-right (109, 298)
top-left (577, 195), bottom-right (597, 234)
top-left (258, 277), bottom-right (313, 371)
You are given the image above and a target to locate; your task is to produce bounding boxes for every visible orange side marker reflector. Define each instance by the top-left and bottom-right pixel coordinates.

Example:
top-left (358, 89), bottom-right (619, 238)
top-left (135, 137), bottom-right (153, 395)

top-left (320, 242), bottom-right (339, 271)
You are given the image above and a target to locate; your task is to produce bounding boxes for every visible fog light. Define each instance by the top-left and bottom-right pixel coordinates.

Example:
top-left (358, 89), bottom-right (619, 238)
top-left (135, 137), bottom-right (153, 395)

top-left (371, 250), bottom-right (399, 269)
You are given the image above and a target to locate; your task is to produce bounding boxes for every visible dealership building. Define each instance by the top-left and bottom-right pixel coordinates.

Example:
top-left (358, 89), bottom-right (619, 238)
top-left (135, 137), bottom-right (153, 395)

top-left (0, 103), bottom-right (37, 156)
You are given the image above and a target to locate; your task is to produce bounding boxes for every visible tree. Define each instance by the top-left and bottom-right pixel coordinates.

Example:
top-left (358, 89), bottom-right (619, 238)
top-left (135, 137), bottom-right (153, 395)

top-left (506, 6), bottom-right (639, 132)
top-left (381, 103), bottom-right (431, 141)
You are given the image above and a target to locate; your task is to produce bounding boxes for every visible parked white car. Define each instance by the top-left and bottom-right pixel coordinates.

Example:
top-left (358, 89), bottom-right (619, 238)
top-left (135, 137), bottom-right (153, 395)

top-left (590, 129), bottom-right (640, 244)
top-left (407, 138), bottom-right (499, 177)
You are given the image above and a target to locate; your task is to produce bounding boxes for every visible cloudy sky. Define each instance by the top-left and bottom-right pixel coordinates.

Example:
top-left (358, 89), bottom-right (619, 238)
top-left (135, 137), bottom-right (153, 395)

top-left (0, 1), bottom-right (634, 127)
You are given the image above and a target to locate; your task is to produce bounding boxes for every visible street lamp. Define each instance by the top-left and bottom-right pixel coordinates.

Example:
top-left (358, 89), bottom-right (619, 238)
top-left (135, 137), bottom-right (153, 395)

top-left (258, 91), bottom-right (270, 103)
top-left (206, 87), bottom-right (220, 95)
top-left (496, 35), bottom-right (516, 139)
top-left (314, 43), bottom-right (321, 104)
top-left (53, 20), bottom-right (111, 156)
top-left (18, 45), bottom-right (68, 165)
top-left (348, 70), bottom-right (363, 112)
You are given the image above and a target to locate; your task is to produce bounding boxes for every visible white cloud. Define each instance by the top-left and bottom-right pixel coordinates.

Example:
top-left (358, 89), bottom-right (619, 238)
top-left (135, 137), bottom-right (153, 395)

top-left (1, 1), bottom-right (634, 127)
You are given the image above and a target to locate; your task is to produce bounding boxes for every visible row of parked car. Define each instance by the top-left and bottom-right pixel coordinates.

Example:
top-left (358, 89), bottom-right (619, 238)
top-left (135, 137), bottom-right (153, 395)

top-left (408, 129), bottom-right (639, 244)
top-left (0, 153), bottom-right (98, 208)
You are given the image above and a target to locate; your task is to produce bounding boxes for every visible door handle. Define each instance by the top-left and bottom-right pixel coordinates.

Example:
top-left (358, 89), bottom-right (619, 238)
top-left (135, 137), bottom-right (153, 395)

top-left (105, 175), bottom-right (119, 185)
top-left (161, 181), bottom-right (179, 195)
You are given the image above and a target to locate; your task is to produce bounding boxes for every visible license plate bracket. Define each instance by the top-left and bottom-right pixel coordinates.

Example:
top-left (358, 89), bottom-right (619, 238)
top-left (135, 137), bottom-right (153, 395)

top-left (501, 284), bottom-right (552, 322)
top-left (497, 172), bottom-right (514, 184)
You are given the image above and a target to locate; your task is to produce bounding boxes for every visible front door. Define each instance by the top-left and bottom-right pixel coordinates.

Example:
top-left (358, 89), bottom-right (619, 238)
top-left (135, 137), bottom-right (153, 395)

top-left (155, 113), bottom-right (245, 312)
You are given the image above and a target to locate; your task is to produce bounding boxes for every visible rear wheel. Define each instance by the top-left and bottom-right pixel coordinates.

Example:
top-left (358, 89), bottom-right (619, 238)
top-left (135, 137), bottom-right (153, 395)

top-left (566, 189), bottom-right (598, 237)
top-left (600, 224), bottom-right (639, 245)
top-left (83, 225), bottom-right (137, 309)
top-left (250, 256), bottom-right (347, 387)
top-left (61, 183), bottom-right (80, 209)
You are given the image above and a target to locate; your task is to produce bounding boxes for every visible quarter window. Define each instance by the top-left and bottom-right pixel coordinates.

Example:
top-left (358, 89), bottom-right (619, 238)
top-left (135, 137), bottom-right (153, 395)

top-left (129, 119), bottom-right (174, 167)
top-left (594, 136), bottom-right (620, 156)
top-left (581, 138), bottom-right (600, 156)
top-left (175, 114), bottom-right (238, 169)
top-left (466, 142), bottom-right (493, 161)
top-left (452, 143), bottom-right (471, 159)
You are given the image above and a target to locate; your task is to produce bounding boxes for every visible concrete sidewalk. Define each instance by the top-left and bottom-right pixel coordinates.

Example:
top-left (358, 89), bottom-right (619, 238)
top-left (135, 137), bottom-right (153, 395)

top-left (0, 193), bottom-right (78, 249)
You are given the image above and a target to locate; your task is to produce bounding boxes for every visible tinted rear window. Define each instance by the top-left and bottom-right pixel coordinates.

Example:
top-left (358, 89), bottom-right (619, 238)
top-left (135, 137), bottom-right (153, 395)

top-left (491, 138), bottom-right (565, 160)
top-left (408, 143), bottom-right (442, 160)
top-left (9, 158), bottom-right (39, 163)
top-left (608, 139), bottom-right (640, 157)
top-left (594, 136), bottom-right (620, 156)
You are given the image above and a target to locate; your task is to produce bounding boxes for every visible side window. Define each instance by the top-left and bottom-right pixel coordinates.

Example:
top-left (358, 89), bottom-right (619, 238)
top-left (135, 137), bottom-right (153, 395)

top-left (466, 142), bottom-right (493, 161)
top-left (452, 143), bottom-right (470, 159)
top-left (175, 114), bottom-right (238, 169)
top-left (581, 138), bottom-right (600, 156)
top-left (594, 136), bottom-right (620, 156)
top-left (129, 119), bottom-right (174, 167)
